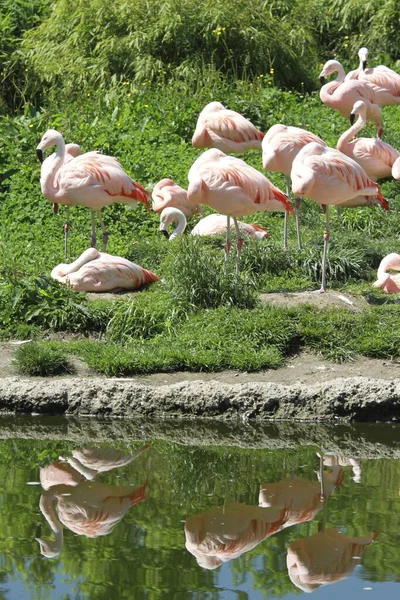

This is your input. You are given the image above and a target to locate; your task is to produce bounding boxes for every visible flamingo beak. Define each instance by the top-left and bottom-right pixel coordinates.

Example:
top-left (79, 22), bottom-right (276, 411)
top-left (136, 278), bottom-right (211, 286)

top-left (350, 113), bottom-right (356, 125)
top-left (160, 229), bottom-right (170, 239)
top-left (36, 148), bottom-right (44, 163)
top-left (319, 75), bottom-right (326, 85)
top-left (362, 60), bottom-right (367, 70)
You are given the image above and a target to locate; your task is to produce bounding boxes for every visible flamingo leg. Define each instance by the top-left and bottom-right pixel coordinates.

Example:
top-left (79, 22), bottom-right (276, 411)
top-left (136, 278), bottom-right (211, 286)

top-left (224, 215), bottom-right (231, 273)
top-left (98, 211), bottom-right (109, 251)
top-left (91, 211), bottom-right (97, 248)
top-left (233, 217), bottom-right (244, 276)
top-left (295, 197), bottom-right (302, 250)
top-left (336, 205), bottom-right (342, 220)
top-left (283, 176), bottom-right (290, 250)
top-left (319, 453), bottom-right (326, 501)
top-left (319, 206), bottom-right (330, 293)
top-left (64, 207), bottom-right (70, 259)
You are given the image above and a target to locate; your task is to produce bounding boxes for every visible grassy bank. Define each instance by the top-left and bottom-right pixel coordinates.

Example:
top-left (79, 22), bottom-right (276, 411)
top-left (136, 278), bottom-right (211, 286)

top-left (2, 43), bottom-right (400, 376)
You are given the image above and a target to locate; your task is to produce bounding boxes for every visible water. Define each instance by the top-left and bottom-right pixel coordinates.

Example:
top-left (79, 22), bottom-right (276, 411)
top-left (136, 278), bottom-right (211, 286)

top-left (0, 417), bottom-right (400, 600)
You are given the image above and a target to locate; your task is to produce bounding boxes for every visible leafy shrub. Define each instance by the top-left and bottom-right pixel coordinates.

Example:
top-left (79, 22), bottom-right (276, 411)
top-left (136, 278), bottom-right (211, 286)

top-left (14, 342), bottom-right (74, 376)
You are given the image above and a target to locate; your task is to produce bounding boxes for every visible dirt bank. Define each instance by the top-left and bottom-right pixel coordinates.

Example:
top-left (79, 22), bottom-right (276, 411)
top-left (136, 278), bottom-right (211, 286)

top-left (0, 375), bottom-right (399, 421)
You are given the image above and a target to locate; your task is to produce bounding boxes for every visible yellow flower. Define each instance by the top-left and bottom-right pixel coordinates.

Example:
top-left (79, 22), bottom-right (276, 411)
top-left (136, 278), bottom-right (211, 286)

top-left (344, 35), bottom-right (349, 39)
top-left (344, 43), bottom-right (348, 48)
top-left (127, 93), bottom-right (131, 97)
top-left (270, 68), bottom-right (274, 74)
top-left (217, 31), bottom-right (221, 35)
top-left (29, 124), bottom-right (33, 128)
top-left (144, 104), bottom-right (148, 107)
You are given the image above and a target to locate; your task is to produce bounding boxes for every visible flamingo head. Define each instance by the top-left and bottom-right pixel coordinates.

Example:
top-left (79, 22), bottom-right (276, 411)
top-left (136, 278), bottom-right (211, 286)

top-left (35, 536), bottom-right (63, 559)
top-left (318, 60), bottom-right (341, 84)
top-left (358, 47), bottom-right (369, 70)
top-left (350, 100), bottom-right (367, 125)
top-left (159, 207), bottom-right (187, 240)
top-left (36, 129), bottom-right (64, 162)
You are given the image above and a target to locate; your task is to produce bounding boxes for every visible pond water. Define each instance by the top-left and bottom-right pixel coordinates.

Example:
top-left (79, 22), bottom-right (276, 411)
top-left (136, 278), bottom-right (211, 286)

top-left (0, 417), bottom-right (400, 600)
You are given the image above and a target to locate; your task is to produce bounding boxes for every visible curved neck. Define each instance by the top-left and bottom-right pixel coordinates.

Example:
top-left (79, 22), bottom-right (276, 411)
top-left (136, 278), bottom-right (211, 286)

top-left (337, 113), bottom-right (365, 151)
top-left (62, 248), bottom-right (100, 276)
top-left (333, 62), bottom-right (346, 82)
top-left (40, 137), bottom-right (66, 199)
top-left (169, 210), bottom-right (187, 240)
top-left (37, 491), bottom-right (64, 555)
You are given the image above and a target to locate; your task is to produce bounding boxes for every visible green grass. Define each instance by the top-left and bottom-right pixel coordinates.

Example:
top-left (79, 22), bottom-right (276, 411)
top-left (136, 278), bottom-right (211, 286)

top-left (13, 342), bottom-right (75, 376)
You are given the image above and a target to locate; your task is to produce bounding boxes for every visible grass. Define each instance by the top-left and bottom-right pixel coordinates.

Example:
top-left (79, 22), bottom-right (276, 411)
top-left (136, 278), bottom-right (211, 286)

top-left (13, 342), bottom-right (75, 376)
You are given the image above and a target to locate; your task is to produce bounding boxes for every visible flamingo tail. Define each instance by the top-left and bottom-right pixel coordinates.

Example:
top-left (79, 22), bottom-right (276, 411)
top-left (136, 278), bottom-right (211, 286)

top-left (376, 189), bottom-right (390, 211)
top-left (249, 223), bottom-right (269, 234)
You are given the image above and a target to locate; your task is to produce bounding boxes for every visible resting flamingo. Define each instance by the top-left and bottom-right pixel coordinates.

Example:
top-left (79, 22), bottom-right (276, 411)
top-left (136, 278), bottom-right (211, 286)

top-left (262, 124), bottom-right (327, 249)
top-left (51, 247), bottom-right (159, 292)
top-left (346, 47), bottom-right (400, 96)
top-left (373, 253), bottom-right (400, 293)
top-left (287, 529), bottom-right (377, 593)
top-left (337, 100), bottom-right (399, 180)
top-left (192, 102), bottom-right (264, 153)
top-left (36, 443), bottom-right (150, 558)
top-left (36, 129), bottom-right (150, 255)
top-left (291, 142), bottom-right (388, 292)
top-left (318, 60), bottom-right (400, 138)
top-left (392, 156), bottom-right (400, 180)
top-left (184, 502), bottom-right (287, 570)
top-left (188, 149), bottom-right (292, 273)
top-left (159, 207), bottom-right (268, 240)
top-left (151, 178), bottom-right (202, 219)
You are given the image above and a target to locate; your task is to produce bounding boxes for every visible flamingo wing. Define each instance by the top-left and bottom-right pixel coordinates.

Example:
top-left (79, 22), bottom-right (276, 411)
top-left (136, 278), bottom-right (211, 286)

top-left (205, 110), bottom-right (264, 144)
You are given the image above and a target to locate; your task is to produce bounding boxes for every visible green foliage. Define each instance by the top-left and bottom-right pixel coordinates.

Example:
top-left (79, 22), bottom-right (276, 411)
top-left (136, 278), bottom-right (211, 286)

top-left (13, 341), bottom-right (74, 375)
top-left (164, 236), bottom-right (258, 310)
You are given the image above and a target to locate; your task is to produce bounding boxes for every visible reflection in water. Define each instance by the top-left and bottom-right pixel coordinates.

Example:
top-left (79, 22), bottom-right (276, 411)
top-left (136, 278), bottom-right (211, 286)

top-left (287, 528), bottom-right (378, 592)
top-left (36, 445), bottom-right (149, 558)
top-left (185, 502), bottom-right (287, 569)
top-left (259, 461), bottom-right (344, 528)
top-left (320, 453), bottom-right (362, 484)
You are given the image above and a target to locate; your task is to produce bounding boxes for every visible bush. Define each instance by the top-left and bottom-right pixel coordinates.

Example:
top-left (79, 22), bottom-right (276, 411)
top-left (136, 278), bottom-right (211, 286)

top-left (14, 342), bottom-right (75, 376)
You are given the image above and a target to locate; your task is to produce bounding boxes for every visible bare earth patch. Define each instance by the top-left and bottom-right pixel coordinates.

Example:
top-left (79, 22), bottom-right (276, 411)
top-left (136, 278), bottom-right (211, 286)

top-left (260, 291), bottom-right (370, 312)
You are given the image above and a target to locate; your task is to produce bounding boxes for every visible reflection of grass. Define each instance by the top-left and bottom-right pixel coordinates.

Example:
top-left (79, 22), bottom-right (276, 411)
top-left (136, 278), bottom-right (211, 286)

top-left (14, 342), bottom-right (75, 376)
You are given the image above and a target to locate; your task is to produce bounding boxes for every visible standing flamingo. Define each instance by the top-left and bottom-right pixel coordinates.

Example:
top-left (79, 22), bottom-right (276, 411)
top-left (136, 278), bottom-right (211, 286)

top-left (291, 142), bottom-right (388, 292)
top-left (262, 124), bottom-right (327, 249)
top-left (318, 60), bottom-right (400, 137)
top-left (287, 529), bottom-right (377, 593)
top-left (36, 129), bottom-right (150, 255)
top-left (192, 102), bottom-right (264, 153)
top-left (185, 502), bottom-right (287, 570)
top-left (51, 247), bottom-right (159, 292)
top-left (188, 149), bottom-right (292, 273)
top-left (373, 253), bottom-right (400, 293)
top-left (159, 207), bottom-right (268, 240)
top-left (337, 100), bottom-right (399, 180)
top-left (151, 178), bottom-right (202, 218)
top-left (346, 47), bottom-right (400, 96)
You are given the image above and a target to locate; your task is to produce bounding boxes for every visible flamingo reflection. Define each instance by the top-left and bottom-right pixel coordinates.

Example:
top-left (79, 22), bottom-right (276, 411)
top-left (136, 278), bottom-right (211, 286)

top-left (287, 528), bottom-right (377, 592)
top-left (36, 444), bottom-right (149, 557)
top-left (184, 502), bottom-right (287, 570)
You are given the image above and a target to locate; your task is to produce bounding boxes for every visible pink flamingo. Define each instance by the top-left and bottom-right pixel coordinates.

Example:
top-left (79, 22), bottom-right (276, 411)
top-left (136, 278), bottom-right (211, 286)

top-left (318, 60), bottom-right (400, 138)
top-left (291, 142), bottom-right (388, 292)
top-left (188, 148), bottom-right (292, 273)
top-left (287, 529), bottom-right (377, 593)
top-left (373, 253), bottom-right (400, 293)
top-left (36, 443), bottom-right (150, 558)
top-left (159, 207), bottom-right (268, 240)
top-left (151, 178), bottom-right (202, 219)
top-left (51, 247), bottom-right (159, 292)
top-left (36, 129), bottom-right (150, 255)
top-left (337, 100), bottom-right (399, 180)
top-left (262, 124), bottom-right (327, 249)
top-left (259, 465), bottom-right (344, 528)
top-left (185, 502), bottom-right (287, 570)
top-left (346, 47), bottom-right (400, 96)
top-left (192, 102), bottom-right (264, 154)
top-left (392, 155), bottom-right (400, 179)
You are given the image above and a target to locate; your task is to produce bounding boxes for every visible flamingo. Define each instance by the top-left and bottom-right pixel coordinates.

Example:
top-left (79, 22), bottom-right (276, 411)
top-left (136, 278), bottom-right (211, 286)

top-left (188, 149), bottom-right (292, 273)
top-left (51, 247), bottom-right (159, 292)
top-left (346, 47), bottom-right (400, 96)
top-left (151, 178), bottom-right (202, 219)
top-left (318, 60), bottom-right (400, 138)
top-left (291, 142), bottom-right (388, 292)
top-left (337, 100), bottom-right (399, 180)
top-left (287, 528), bottom-right (377, 593)
top-left (36, 443), bottom-right (149, 558)
top-left (36, 129), bottom-right (150, 255)
top-left (259, 465), bottom-right (344, 528)
top-left (319, 453), bottom-right (362, 483)
top-left (184, 502), bottom-right (288, 570)
top-left (159, 207), bottom-right (268, 240)
top-left (373, 253), bottom-right (400, 293)
top-left (262, 124), bottom-right (327, 249)
top-left (192, 101), bottom-right (264, 154)
top-left (392, 155), bottom-right (400, 180)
